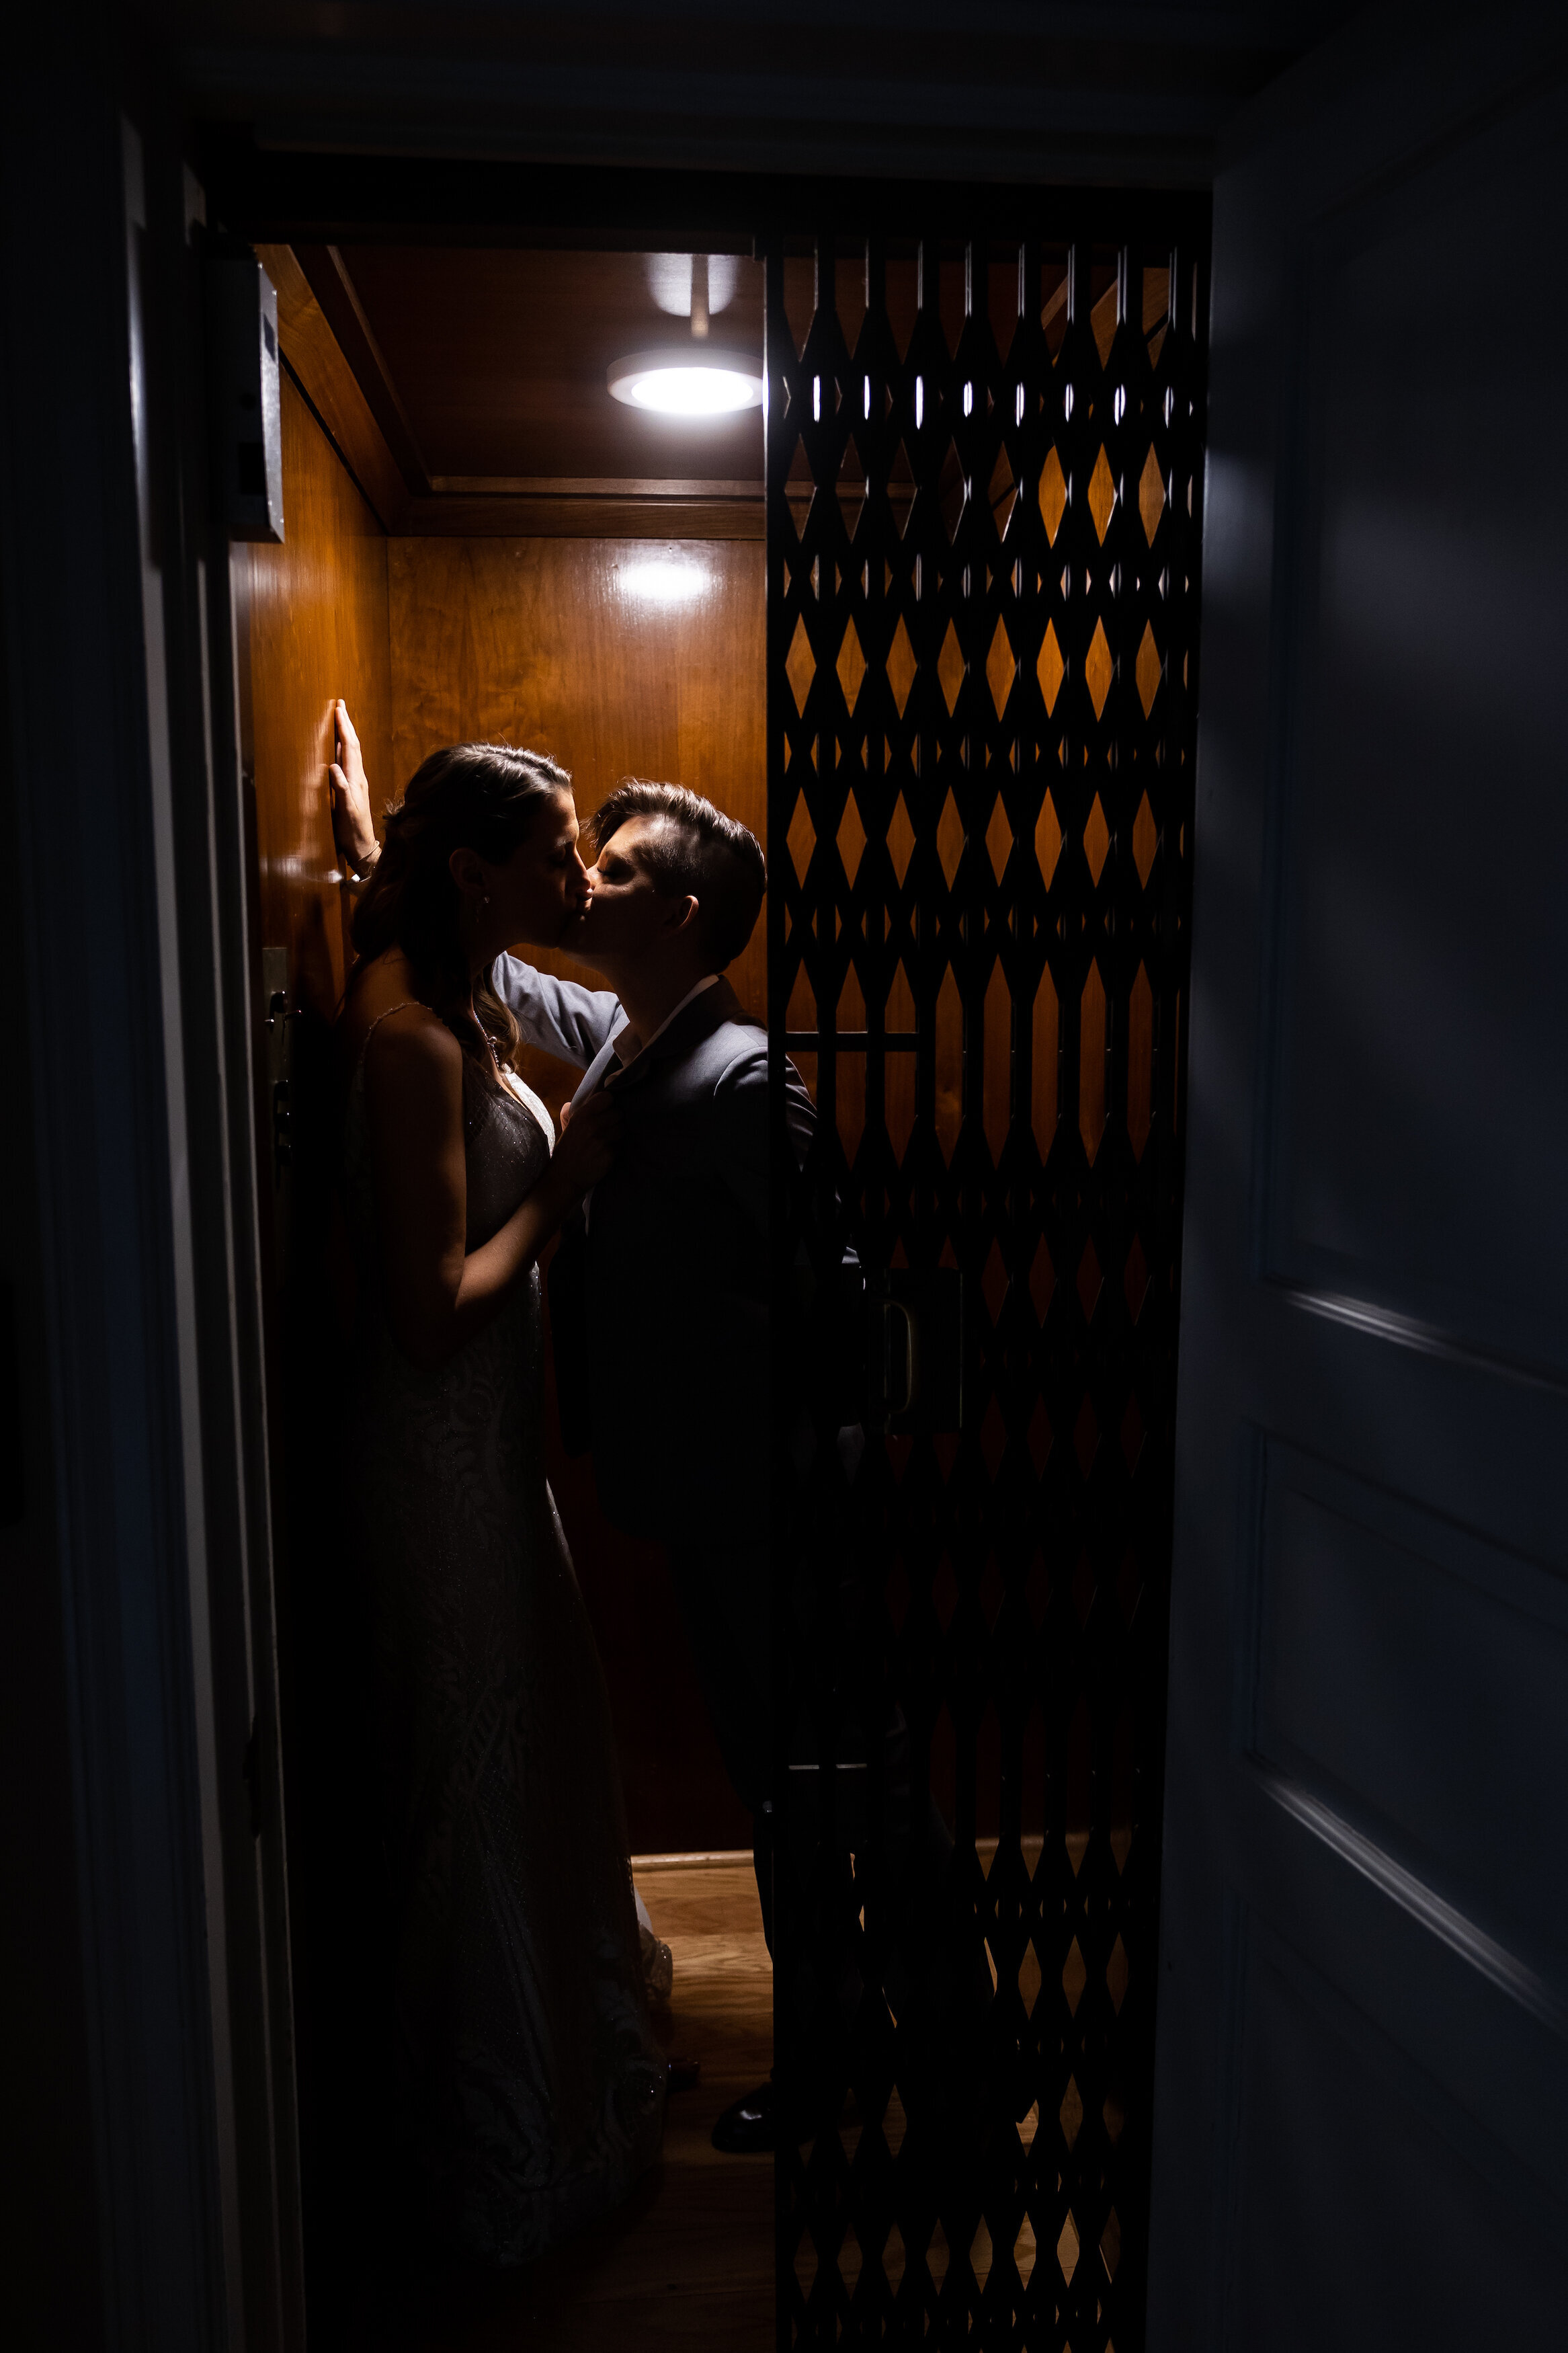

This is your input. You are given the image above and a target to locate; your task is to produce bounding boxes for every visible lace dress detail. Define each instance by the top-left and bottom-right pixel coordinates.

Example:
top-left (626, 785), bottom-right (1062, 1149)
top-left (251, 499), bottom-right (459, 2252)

top-left (343, 1027), bottom-right (664, 2263)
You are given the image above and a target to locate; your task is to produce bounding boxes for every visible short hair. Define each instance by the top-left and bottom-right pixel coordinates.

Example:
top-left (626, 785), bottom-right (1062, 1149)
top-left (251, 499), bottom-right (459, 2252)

top-left (589, 780), bottom-right (766, 969)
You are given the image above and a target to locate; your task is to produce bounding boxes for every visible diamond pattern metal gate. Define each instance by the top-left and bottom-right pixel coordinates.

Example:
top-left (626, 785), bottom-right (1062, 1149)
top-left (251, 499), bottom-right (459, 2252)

top-left (766, 210), bottom-right (1208, 2349)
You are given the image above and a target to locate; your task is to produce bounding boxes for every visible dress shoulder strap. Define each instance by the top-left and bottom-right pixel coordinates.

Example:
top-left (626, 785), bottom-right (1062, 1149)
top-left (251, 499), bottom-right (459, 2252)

top-left (352, 998), bottom-right (429, 1083)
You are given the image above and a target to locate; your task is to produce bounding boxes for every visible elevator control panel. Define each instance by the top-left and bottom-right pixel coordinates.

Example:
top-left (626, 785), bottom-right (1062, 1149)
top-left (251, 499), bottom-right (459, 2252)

top-left (208, 251), bottom-right (284, 543)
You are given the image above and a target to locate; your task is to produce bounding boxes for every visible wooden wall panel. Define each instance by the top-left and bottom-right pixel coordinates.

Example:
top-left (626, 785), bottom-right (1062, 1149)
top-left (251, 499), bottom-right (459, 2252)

top-left (241, 368), bottom-right (395, 2299)
top-left (247, 371), bottom-right (392, 1024)
top-left (387, 536), bottom-right (768, 1036)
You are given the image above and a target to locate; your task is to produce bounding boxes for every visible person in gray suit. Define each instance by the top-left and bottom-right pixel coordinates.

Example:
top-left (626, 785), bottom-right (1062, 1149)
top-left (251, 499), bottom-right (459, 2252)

top-left (490, 781), bottom-right (814, 1835)
top-left (492, 781), bottom-right (818, 2155)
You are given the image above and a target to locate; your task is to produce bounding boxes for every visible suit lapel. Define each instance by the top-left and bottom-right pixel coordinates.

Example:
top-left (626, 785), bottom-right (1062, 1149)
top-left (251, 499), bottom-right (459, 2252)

top-left (571, 978), bottom-right (747, 1111)
top-left (608, 978), bottom-right (745, 1098)
top-left (570, 1025), bottom-right (628, 1109)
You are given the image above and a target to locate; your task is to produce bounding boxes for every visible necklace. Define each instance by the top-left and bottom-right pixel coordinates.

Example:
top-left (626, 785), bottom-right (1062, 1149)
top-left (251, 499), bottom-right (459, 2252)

top-left (483, 1029), bottom-right (517, 1095)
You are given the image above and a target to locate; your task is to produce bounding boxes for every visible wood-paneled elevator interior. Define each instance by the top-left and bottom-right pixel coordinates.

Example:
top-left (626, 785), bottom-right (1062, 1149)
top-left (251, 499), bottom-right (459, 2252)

top-left (249, 238), bottom-right (767, 1833)
top-left (236, 213), bottom-right (1205, 2350)
top-left (241, 237), bottom-right (775, 2338)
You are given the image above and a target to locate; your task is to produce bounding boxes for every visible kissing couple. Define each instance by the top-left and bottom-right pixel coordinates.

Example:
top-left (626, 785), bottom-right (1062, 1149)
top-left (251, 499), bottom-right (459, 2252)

top-left (328, 702), bottom-right (812, 2267)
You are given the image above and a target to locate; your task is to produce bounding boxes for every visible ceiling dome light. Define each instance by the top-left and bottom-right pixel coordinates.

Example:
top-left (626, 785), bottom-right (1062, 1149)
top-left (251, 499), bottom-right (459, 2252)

top-left (608, 346), bottom-right (763, 417)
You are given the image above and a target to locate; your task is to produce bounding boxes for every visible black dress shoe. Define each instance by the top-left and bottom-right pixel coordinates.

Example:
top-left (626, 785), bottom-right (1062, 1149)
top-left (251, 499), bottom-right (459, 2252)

top-left (711, 2079), bottom-right (776, 2153)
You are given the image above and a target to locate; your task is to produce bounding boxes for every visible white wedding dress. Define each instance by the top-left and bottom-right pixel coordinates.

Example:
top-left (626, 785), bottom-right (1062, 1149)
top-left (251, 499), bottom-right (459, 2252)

top-left (342, 1018), bottom-right (665, 2263)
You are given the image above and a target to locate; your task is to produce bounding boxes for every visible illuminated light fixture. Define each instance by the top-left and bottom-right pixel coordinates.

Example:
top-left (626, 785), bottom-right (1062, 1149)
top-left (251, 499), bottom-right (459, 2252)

top-left (610, 257), bottom-right (761, 417)
top-left (607, 347), bottom-right (763, 416)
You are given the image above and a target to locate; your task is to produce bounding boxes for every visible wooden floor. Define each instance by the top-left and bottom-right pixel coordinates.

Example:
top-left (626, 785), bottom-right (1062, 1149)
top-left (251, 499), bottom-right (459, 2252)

top-left (349, 1853), bottom-right (774, 2351)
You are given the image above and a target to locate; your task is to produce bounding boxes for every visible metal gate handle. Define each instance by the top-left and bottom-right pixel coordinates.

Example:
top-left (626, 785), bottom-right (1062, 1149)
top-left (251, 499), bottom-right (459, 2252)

top-left (880, 1297), bottom-right (919, 1417)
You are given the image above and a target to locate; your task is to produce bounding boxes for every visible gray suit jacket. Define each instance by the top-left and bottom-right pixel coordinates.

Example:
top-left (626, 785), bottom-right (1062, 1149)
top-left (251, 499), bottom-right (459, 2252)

top-left (493, 955), bottom-right (814, 1545)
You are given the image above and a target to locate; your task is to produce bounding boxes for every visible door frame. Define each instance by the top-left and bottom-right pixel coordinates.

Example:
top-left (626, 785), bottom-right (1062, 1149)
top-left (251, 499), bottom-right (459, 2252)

top-left (1148, 4), bottom-right (1568, 2341)
top-left (136, 137), bottom-right (1216, 2349)
top-left (5, 22), bottom-right (1326, 2339)
top-left (0, 32), bottom-right (303, 2353)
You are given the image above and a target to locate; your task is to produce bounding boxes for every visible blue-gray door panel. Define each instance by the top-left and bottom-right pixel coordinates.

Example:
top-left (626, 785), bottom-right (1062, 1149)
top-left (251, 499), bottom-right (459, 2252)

top-left (1149, 9), bottom-right (1568, 2345)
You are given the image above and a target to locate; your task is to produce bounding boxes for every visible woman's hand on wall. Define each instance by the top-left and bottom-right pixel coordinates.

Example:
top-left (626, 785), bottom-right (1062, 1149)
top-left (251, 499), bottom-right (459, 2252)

top-left (328, 697), bottom-right (381, 876)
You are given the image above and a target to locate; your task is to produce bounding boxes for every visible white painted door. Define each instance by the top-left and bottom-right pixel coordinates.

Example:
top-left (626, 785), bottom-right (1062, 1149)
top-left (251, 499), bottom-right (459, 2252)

top-left (1149, 7), bottom-right (1568, 2344)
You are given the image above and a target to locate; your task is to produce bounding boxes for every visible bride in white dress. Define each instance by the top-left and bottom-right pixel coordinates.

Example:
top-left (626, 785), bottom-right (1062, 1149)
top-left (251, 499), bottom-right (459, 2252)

top-left (336, 737), bottom-right (665, 2263)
